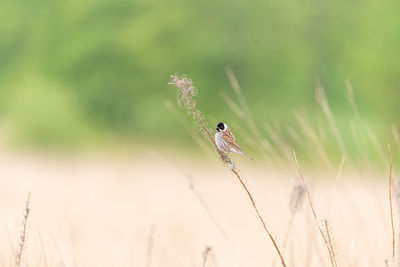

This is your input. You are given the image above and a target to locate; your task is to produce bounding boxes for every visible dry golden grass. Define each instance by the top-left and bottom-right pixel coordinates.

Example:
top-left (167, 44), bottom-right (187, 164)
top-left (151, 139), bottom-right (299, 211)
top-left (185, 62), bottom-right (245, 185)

top-left (2, 73), bottom-right (398, 267)
top-left (0, 151), bottom-right (397, 266)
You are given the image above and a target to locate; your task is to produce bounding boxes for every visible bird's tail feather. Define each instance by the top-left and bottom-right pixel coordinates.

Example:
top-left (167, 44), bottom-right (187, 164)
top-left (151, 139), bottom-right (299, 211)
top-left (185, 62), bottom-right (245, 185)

top-left (238, 150), bottom-right (254, 160)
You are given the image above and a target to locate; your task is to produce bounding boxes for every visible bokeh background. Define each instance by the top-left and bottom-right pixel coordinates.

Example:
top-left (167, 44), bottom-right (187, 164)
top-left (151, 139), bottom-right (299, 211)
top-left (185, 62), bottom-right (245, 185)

top-left (1, 0), bottom-right (400, 158)
top-left (2, 1), bottom-right (400, 266)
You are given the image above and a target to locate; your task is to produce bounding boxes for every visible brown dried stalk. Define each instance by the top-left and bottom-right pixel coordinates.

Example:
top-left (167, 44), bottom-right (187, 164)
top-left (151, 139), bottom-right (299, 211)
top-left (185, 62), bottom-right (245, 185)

top-left (169, 74), bottom-right (287, 267)
top-left (231, 168), bottom-right (287, 267)
top-left (388, 144), bottom-right (395, 264)
top-left (323, 219), bottom-right (337, 265)
top-left (293, 150), bottom-right (337, 267)
top-left (16, 192), bottom-right (31, 267)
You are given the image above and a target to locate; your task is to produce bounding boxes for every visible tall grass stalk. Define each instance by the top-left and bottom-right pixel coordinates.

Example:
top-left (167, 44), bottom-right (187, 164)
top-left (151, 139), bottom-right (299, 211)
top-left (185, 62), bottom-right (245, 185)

top-left (293, 150), bottom-right (337, 267)
top-left (169, 74), bottom-right (287, 267)
top-left (294, 109), bottom-right (332, 168)
top-left (315, 84), bottom-right (346, 158)
top-left (15, 192), bottom-right (31, 267)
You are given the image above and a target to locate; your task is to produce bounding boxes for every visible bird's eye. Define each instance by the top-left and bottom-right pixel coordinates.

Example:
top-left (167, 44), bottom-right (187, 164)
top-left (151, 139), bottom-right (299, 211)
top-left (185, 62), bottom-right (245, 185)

top-left (217, 122), bottom-right (224, 130)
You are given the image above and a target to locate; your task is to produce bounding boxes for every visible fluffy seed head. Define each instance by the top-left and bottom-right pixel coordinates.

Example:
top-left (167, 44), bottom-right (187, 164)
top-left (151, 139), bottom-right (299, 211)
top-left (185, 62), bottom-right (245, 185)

top-left (169, 74), bottom-right (198, 111)
top-left (289, 177), bottom-right (307, 214)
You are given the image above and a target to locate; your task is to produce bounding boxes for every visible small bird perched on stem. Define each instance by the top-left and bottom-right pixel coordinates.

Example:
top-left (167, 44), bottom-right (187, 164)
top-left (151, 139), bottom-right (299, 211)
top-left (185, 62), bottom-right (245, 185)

top-left (215, 122), bottom-right (254, 160)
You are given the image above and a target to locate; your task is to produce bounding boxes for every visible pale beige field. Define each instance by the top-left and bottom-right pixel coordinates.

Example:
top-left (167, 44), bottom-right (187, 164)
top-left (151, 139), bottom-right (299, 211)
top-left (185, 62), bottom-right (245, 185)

top-left (0, 150), bottom-right (397, 267)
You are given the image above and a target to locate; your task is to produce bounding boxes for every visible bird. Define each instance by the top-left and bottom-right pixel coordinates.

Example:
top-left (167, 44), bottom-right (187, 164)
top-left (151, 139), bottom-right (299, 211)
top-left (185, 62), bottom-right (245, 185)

top-left (215, 122), bottom-right (254, 160)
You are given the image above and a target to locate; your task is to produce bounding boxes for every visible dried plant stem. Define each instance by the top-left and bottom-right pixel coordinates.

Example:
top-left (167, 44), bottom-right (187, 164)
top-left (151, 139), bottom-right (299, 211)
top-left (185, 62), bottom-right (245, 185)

top-left (272, 209), bottom-right (297, 267)
top-left (293, 150), bottom-right (337, 267)
top-left (170, 75), bottom-right (286, 267)
top-left (232, 169), bottom-right (287, 267)
top-left (204, 106), bottom-right (287, 266)
top-left (16, 192), bottom-right (31, 267)
top-left (324, 220), bottom-right (336, 264)
top-left (388, 144), bottom-right (395, 264)
top-left (190, 98), bottom-right (218, 150)
top-left (315, 83), bottom-right (346, 157)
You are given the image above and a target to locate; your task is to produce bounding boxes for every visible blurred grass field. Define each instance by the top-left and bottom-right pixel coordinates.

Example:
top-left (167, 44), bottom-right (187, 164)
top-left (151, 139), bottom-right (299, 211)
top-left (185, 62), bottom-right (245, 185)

top-left (1, 151), bottom-right (397, 266)
top-left (3, 0), bottom-right (400, 266)
top-left (2, 89), bottom-right (400, 266)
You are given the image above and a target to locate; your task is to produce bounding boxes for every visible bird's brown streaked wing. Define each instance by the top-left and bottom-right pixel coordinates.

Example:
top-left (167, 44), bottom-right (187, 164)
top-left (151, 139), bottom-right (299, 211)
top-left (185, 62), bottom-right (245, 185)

top-left (223, 129), bottom-right (241, 150)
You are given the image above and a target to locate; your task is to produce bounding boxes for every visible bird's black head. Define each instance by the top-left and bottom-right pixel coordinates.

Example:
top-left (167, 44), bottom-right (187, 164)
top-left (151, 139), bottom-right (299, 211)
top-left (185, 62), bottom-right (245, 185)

top-left (216, 122), bottom-right (225, 132)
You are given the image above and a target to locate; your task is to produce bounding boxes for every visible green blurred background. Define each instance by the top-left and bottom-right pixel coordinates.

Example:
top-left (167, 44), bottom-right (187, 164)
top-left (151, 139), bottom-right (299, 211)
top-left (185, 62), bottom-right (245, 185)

top-left (1, 0), bottom-right (400, 158)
